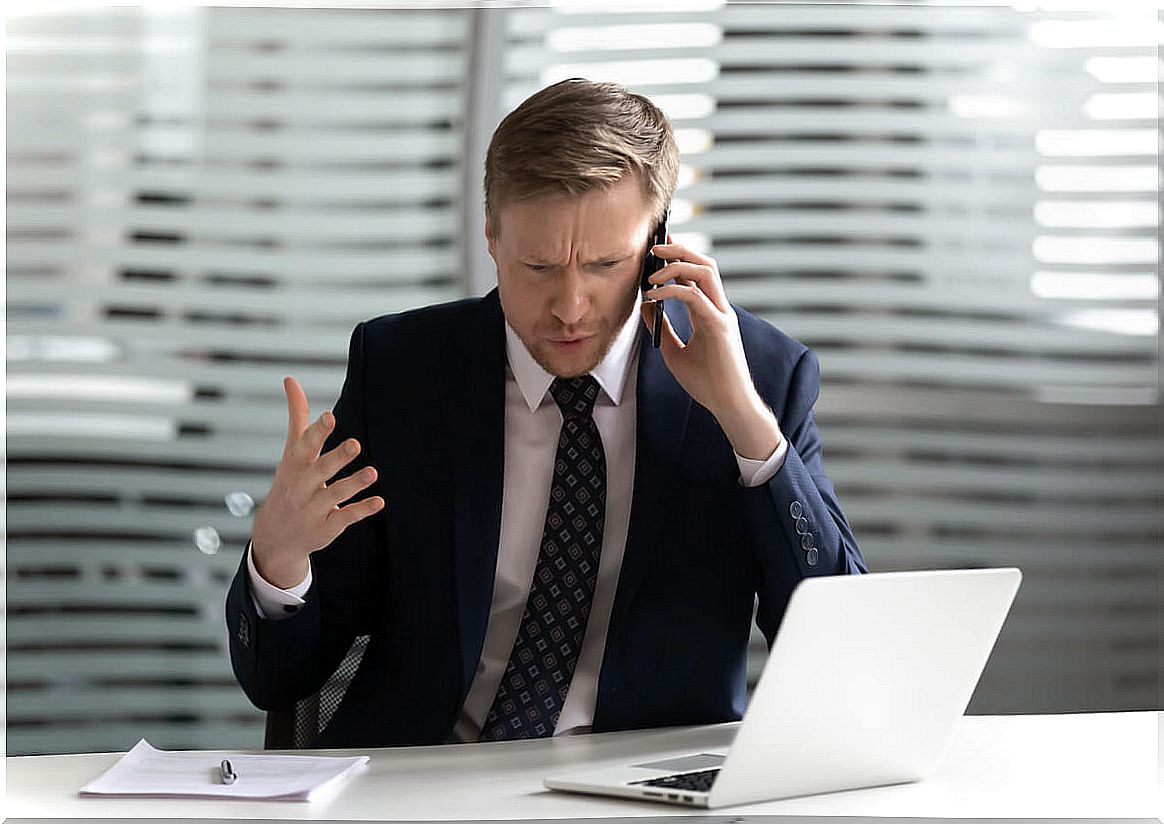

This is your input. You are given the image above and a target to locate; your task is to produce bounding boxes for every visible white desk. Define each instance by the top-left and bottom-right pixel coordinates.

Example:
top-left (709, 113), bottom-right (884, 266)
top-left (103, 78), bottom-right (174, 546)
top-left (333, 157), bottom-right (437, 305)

top-left (5, 712), bottom-right (1159, 819)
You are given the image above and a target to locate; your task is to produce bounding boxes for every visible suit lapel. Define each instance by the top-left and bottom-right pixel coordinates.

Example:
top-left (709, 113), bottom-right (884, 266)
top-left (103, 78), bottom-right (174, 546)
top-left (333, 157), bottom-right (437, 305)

top-left (604, 304), bottom-right (693, 651)
top-left (449, 289), bottom-right (507, 704)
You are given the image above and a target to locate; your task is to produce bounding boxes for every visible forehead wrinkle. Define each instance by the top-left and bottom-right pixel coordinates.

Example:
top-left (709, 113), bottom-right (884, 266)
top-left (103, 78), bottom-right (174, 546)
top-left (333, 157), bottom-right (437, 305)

top-left (518, 239), bottom-right (638, 265)
top-left (498, 178), bottom-right (652, 265)
top-left (584, 247), bottom-right (637, 264)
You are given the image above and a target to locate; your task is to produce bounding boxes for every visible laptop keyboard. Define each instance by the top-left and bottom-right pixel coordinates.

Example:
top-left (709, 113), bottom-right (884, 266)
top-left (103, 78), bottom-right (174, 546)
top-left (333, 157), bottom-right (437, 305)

top-left (631, 767), bottom-right (720, 793)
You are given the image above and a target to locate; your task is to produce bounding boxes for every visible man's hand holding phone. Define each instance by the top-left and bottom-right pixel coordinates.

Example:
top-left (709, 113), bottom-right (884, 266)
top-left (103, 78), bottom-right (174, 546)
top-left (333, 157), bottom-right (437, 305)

top-left (640, 243), bottom-right (785, 463)
top-left (250, 376), bottom-right (385, 590)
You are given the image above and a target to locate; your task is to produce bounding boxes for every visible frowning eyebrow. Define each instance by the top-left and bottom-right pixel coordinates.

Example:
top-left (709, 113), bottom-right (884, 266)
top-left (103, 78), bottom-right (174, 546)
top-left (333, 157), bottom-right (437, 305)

top-left (521, 250), bottom-right (637, 265)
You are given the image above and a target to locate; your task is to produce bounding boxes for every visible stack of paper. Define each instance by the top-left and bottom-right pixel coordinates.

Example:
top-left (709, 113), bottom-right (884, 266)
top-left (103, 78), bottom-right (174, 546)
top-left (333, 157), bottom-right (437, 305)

top-left (80, 739), bottom-right (369, 802)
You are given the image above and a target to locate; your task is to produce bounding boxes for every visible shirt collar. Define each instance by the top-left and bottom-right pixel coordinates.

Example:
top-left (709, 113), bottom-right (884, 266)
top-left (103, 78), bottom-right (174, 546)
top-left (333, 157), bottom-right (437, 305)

top-left (504, 306), bottom-right (642, 413)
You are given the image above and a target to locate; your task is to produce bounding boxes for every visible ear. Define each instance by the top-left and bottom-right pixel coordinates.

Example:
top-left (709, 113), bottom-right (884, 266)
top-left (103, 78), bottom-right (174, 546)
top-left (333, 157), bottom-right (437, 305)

top-left (484, 215), bottom-right (497, 262)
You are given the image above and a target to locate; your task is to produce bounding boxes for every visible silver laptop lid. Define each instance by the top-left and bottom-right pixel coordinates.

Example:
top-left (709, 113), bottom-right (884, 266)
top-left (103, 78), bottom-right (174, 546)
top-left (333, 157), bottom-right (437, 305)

top-left (709, 567), bottom-right (1021, 807)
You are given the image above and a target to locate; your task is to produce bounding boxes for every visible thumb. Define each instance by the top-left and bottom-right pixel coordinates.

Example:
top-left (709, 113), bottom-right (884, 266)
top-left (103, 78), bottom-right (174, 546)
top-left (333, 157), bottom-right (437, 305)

top-left (639, 299), bottom-right (655, 334)
top-left (639, 300), bottom-right (684, 354)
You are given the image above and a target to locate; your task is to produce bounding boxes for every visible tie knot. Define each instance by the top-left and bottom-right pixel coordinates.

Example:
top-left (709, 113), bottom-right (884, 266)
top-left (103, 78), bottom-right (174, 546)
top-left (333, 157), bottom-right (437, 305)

top-left (549, 376), bottom-right (601, 419)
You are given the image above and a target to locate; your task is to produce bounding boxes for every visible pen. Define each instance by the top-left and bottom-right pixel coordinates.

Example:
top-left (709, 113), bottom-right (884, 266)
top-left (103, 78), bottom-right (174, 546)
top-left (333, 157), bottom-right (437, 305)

top-left (220, 759), bottom-right (237, 785)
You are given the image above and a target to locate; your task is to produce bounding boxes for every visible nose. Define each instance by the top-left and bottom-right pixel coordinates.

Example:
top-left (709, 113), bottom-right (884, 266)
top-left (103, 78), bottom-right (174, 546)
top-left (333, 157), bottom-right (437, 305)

top-left (550, 268), bottom-right (588, 327)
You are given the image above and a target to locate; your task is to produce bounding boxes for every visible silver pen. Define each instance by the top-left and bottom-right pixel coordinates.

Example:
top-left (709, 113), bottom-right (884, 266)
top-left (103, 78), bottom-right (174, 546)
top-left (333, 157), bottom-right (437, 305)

top-left (220, 759), bottom-right (237, 785)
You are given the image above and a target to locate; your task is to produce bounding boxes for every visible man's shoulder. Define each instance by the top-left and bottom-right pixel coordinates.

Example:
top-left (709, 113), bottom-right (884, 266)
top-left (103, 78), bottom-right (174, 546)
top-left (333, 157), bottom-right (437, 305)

top-left (728, 303), bottom-right (817, 402)
top-left (346, 291), bottom-right (504, 404)
top-left (733, 304), bottom-right (810, 365)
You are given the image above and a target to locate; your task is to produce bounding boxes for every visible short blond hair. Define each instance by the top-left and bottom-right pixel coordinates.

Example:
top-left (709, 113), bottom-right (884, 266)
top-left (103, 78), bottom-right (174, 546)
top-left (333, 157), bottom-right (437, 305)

top-left (484, 78), bottom-right (679, 237)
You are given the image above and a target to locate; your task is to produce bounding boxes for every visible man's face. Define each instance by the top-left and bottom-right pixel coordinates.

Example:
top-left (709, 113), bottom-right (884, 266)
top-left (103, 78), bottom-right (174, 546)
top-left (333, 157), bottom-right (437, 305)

top-left (487, 175), bottom-right (653, 378)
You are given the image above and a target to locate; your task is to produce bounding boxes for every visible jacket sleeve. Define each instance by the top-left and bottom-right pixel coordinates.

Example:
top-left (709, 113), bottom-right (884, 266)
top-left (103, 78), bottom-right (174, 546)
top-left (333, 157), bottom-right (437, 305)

top-left (741, 346), bottom-right (868, 647)
top-left (225, 321), bottom-right (387, 710)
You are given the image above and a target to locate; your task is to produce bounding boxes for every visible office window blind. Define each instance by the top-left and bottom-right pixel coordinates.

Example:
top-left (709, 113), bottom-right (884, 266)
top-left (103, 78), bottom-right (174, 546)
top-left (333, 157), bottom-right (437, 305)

top-left (501, 2), bottom-right (1160, 713)
top-left (6, 5), bottom-right (471, 754)
top-left (6, 2), bottom-right (1159, 756)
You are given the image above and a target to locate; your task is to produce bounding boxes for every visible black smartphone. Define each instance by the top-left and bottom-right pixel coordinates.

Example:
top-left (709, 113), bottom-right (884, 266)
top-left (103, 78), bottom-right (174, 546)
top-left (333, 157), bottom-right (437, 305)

top-left (640, 210), bottom-right (670, 348)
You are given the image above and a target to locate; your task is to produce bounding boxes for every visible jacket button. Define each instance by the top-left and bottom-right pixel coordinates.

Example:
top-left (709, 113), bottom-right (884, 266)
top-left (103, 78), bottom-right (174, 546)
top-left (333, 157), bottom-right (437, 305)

top-left (801, 533), bottom-right (814, 551)
top-left (795, 517), bottom-right (809, 535)
top-left (282, 604), bottom-right (298, 614)
top-left (789, 501), bottom-right (803, 519)
top-left (806, 547), bottom-right (819, 567)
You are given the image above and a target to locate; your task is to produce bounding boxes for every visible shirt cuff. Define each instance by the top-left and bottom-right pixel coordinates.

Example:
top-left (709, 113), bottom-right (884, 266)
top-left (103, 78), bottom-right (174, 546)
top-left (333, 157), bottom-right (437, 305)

top-left (246, 540), bottom-right (311, 620)
top-left (736, 434), bottom-right (790, 488)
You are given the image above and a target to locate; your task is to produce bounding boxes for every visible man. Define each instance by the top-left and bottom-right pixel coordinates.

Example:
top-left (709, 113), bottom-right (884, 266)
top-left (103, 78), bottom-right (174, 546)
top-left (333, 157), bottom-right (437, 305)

top-left (226, 79), bottom-right (866, 748)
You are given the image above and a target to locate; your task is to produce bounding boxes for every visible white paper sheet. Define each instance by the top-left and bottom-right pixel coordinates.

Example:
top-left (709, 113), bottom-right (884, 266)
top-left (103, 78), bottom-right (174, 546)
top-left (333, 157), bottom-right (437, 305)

top-left (79, 739), bottom-right (369, 802)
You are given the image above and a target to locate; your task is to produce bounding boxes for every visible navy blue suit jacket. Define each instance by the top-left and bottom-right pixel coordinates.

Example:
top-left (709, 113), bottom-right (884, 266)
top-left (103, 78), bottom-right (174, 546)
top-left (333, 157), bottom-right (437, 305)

top-left (226, 289), bottom-right (866, 747)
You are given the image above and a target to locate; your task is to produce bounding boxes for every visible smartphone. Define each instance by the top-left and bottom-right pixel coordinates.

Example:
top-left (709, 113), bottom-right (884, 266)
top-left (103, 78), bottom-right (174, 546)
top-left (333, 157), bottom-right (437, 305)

top-left (640, 210), bottom-right (670, 348)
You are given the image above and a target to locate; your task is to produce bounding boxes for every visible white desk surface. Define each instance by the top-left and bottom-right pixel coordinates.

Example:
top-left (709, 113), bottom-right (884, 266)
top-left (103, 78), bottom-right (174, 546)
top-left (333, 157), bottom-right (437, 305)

top-left (5, 711), bottom-right (1159, 820)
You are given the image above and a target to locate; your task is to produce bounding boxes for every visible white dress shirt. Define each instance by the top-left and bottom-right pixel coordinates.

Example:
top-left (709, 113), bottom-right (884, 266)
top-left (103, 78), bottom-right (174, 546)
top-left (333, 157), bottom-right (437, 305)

top-left (247, 307), bottom-right (789, 740)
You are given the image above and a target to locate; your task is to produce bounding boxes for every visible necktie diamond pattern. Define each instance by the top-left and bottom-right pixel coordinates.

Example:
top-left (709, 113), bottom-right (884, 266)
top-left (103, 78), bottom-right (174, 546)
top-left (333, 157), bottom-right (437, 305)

top-left (480, 375), bottom-right (606, 741)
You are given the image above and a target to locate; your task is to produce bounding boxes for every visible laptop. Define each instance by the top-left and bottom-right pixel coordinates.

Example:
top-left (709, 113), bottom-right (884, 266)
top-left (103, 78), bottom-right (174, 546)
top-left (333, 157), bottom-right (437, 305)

top-left (544, 567), bottom-right (1021, 808)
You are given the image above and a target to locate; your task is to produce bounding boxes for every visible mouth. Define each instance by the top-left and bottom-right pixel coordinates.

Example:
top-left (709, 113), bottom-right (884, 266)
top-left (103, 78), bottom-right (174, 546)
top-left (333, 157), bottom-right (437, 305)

top-left (548, 334), bottom-right (595, 349)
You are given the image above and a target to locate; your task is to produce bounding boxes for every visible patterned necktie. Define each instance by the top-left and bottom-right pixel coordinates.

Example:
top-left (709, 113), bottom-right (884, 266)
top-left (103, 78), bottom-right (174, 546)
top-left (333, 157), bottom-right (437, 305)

top-left (480, 375), bottom-right (607, 740)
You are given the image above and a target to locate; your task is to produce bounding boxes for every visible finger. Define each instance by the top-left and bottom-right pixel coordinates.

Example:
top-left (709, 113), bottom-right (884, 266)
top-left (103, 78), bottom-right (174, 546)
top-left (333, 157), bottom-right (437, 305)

top-left (293, 409), bottom-right (336, 464)
top-left (322, 465), bottom-right (377, 506)
top-left (645, 282), bottom-right (719, 323)
top-left (651, 241), bottom-right (716, 269)
top-left (650, 243), bottom-right (729, 311)
top-left (646, 260), bottom-right (715, 293)
top-left (283, 376), bottom-right (311, 451)
top-left (640, 301), bottom-right (685, 353)
top-left (647, 256), bottom-right (729, 313)
top-left (314, 437), bottom-right (362, 482)
top-left (327, 495), bottom-right (385, 535)
top-left (639, 299), bottom-right (658, 338)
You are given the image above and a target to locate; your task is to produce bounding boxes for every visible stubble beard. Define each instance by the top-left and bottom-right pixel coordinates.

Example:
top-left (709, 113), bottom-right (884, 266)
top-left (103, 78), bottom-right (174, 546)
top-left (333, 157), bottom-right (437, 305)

top-left (527, 283), bottom-right (640, 379)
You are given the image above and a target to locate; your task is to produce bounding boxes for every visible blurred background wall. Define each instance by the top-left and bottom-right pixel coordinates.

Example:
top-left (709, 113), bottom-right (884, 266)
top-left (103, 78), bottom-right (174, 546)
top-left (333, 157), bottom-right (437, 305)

top-left (6, 1), bottom-right (1160, 755)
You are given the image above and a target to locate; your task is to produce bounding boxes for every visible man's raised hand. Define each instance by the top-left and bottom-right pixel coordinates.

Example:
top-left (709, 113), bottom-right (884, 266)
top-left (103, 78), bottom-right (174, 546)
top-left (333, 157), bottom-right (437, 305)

top-left (250, 376), bottom-right (384, 589)
top-left (641, 241), bottom-right (784, 462)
